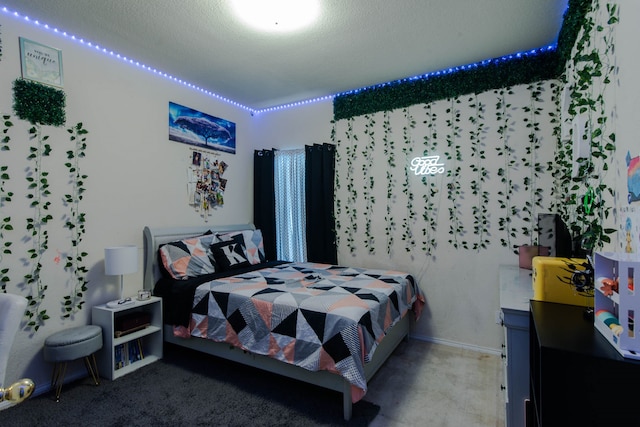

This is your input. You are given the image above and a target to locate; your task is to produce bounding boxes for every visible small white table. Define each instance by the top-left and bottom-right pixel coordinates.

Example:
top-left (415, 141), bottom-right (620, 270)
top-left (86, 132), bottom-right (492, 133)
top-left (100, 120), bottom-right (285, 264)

top-left (92, 296), bottom-right (163, 380)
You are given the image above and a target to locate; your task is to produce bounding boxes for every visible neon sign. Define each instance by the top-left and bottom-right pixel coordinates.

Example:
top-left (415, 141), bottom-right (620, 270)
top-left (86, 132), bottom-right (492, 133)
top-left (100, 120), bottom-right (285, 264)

top-left (410, 156), bottom-right (445, 176)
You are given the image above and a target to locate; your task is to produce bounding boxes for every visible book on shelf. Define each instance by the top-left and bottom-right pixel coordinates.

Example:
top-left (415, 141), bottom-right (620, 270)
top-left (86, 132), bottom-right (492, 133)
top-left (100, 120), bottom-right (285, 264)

top-left (114, 339), bottom-right (145, 370)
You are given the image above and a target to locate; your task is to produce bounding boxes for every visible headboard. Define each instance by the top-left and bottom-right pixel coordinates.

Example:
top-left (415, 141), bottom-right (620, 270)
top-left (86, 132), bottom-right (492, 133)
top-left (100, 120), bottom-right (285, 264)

top-left (142, 224), bottom-right (256, 291)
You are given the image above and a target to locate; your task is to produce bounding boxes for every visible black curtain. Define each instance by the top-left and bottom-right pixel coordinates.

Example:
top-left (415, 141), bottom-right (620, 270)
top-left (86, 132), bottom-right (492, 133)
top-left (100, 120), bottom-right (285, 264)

top-left (305, 143), bottom-right (337, 264)
top-left (253, 149), bottom-right (277, 261)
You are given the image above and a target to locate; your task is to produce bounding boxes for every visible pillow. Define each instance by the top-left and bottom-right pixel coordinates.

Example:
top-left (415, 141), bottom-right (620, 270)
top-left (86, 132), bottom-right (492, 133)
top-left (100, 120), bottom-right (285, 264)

top-left (216, 229), bottom-right (266, 265)
top-left (210, 236), bottom-right (251, 271)
top-left (159, 233), bottom-right (217, 280)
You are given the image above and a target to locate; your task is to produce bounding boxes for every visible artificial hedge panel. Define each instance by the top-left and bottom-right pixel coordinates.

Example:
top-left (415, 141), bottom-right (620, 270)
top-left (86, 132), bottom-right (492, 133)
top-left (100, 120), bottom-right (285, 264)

top-left (12, 79), bottom-right (66, 126)
top-left (334, 49), bottom-right (561, 120)
top-left (556, 0), bottom-right (593, 65)
top-left (333, 0), bottom-right (593, 120)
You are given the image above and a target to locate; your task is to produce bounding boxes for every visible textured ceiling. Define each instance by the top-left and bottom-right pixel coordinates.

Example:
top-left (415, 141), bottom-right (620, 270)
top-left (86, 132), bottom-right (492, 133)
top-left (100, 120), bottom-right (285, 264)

top-left (1, 0), bottom-right (569, 110)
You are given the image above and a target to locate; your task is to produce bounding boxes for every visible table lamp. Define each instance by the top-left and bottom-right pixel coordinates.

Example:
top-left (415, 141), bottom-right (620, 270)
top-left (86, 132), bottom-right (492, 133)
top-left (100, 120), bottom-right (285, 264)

top-left (104, 245), bottom-right (138, 308)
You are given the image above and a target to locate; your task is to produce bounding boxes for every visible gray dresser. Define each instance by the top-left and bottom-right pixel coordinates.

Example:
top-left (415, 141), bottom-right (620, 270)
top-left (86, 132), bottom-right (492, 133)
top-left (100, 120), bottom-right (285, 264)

top-left (499, 265), bottom-right (533, 427)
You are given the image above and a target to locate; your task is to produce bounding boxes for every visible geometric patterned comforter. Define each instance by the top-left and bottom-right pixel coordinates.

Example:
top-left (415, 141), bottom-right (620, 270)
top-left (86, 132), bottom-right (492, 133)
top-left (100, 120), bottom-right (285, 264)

top-left (178, 262), bottom-right (425, 402)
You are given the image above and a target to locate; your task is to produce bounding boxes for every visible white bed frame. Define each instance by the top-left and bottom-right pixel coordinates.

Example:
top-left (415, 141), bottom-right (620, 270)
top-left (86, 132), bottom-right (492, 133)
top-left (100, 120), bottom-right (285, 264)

top-left (143, 224), bottom-right (411, 421)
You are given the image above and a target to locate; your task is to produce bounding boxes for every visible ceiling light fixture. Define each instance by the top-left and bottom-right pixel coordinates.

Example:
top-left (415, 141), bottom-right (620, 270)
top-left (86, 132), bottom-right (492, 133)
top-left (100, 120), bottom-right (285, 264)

top-left (230, 0), bottom-right (320, 32)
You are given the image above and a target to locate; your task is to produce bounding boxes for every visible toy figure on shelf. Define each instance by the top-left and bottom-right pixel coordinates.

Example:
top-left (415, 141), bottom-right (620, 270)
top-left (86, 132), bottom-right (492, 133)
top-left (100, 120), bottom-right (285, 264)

top-left (596, 309), bottom-right (623, 337)
top-left (597, 277), bottom-right (619, 297)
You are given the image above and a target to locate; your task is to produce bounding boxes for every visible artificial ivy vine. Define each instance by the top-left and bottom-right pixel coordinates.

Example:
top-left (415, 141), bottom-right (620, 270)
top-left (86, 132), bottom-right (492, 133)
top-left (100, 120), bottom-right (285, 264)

top-left (344, 118), bottom-right (357, 254)
top-left (495, 87), bottom-right (518, 248)
top-left (557, 0), bottom-right (618, 251)
top-left (401, 108), bottom-right (416, 253)
top-left (331, 121), bottom-right (342, 250)
top-left (362, 114), bottom-right (376, 254)
top-left (421, 104), bottom-right (439, 257)
top-left (24, 125), bottom-right (53, 331)
top-left (1, 115), bottom-right (13, 293)
top-left (548, 82), bottom-right (563, 215)
top-left (520, 82), bottom-right (546, 245)
top-left (62, 123), bottom-right (89, 318)
top-left (382, 111), bottom-right (396, 254)
top-left (468, 95), bottom-right (490, 251)
top-left (445, 98), bottom-right (465, 249)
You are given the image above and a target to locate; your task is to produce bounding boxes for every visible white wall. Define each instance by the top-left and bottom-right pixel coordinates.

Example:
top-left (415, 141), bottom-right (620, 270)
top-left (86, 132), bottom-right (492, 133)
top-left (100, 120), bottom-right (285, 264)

top-left (0, 14), bottom-right (254, 392)
top-left (250, 100), bottom-right (334, 151)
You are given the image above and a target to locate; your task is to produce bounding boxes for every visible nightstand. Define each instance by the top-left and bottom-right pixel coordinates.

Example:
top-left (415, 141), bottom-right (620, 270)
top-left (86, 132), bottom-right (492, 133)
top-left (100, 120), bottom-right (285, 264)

top-left (91, 296), bottom-right (163, 380)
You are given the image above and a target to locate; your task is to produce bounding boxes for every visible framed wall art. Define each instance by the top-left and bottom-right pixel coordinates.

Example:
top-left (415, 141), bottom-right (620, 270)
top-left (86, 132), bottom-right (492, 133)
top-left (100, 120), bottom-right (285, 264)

top-left (19, 37), bottom-right (64, 88)
top-left (169, 102), bottom-right (236, 154)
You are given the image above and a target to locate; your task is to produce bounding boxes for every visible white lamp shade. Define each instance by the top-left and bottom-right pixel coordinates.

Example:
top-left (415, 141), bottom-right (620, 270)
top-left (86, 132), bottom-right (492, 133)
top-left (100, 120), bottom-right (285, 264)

top-left (104, 245), bottom-right (138, 276)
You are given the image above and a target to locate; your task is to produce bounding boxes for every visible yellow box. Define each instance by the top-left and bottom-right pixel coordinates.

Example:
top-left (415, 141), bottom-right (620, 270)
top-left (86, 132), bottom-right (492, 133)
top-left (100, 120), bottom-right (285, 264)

top-left (532, 257), bottom-right (593, 307)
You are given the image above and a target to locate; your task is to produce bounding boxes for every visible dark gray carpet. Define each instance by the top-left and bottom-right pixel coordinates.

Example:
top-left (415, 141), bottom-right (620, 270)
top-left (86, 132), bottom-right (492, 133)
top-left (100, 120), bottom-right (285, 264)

top-left (0, 343), bottom-right (379, 426)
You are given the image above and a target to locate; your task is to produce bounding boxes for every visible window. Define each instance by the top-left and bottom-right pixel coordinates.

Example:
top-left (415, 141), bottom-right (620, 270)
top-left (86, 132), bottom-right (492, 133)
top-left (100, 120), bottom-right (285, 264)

top-left (274, 149), bottom-right (307, 262)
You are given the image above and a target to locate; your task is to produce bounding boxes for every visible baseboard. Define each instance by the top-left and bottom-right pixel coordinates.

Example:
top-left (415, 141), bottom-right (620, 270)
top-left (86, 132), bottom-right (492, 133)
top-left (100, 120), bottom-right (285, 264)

top-left (409, 333), bottom-right (502, 356)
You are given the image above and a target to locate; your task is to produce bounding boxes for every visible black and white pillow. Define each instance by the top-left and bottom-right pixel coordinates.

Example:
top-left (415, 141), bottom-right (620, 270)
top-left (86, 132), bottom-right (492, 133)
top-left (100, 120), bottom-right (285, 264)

top-left (210, 235), bottom-right (250, 271)
top-left (215, 229), bottom-right (266, 265)
top-left (158, 232), bottom-right (216, 280)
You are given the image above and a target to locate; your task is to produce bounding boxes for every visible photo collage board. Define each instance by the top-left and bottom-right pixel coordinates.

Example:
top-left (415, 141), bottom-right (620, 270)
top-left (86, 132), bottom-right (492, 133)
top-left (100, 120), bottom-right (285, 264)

top-left (187, 149), bottom-right (229, 221)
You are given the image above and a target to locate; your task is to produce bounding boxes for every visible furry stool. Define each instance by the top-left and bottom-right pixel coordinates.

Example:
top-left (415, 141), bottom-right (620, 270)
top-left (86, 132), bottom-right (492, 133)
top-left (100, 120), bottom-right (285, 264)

top-left (43, 325), bottom-right (102, 401)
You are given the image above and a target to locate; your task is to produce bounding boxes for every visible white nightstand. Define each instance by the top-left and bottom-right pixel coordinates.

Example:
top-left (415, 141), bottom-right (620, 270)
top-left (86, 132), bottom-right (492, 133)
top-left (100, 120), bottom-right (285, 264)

top-left (91, 296), bottom-right (163, 380)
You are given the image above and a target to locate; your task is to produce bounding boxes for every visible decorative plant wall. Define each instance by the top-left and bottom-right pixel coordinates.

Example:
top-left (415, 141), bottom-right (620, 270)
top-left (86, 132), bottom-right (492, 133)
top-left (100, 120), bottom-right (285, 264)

top-left (0, 79), bottom-right (90, 331)
top-left (333, 81), bottom-right (559, 261)
top-left (333, 0), bottom-right (593, 121)
top-left (553, 1), bottom-right (619, 251)
top-left (332, 0), bottom-right (619, 262)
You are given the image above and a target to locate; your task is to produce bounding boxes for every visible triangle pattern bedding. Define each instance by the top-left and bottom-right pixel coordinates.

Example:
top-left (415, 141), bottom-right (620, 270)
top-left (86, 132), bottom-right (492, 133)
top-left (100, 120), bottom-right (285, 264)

top-left (178, 262), bottom-right (424, 402)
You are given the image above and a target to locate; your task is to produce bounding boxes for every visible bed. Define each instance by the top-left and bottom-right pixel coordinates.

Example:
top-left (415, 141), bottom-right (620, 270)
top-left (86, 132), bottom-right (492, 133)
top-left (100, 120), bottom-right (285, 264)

top-left (142, 224), bottom-right (424, 420)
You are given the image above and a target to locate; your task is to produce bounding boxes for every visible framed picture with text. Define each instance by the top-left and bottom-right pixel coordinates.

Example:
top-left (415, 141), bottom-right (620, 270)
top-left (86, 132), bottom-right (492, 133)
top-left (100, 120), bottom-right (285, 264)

top-left (19, 37), bottom-right (64, 88)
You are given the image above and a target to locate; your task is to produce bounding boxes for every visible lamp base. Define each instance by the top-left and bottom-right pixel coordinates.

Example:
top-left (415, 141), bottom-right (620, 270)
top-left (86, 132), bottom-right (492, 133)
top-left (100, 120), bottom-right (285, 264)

top-left (106, 297), bottom-right (135, 309)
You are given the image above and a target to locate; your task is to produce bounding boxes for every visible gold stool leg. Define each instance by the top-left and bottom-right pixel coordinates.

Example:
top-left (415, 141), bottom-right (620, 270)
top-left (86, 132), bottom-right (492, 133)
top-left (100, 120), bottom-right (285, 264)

top-left (50, 362), bottom-right (67, 402)
top-left (84, 353), bottom-right (100, 386)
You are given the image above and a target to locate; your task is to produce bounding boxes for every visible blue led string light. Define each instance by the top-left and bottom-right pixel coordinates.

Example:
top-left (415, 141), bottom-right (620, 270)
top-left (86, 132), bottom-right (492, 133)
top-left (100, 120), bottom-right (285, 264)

top-left (335, 45), bottom-right (557, 99)
top-left (2, 6), bottom-right (558, 116)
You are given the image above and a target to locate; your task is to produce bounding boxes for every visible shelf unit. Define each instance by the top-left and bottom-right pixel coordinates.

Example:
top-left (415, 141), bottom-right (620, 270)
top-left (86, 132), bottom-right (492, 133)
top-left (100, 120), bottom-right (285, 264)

top-left (594, 252), bottom-right (640, 359)
top-left (92, 296), bottom-right (163, 380)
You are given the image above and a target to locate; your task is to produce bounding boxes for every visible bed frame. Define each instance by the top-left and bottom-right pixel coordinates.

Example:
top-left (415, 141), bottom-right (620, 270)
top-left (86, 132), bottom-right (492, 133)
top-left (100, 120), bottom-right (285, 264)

top-left (142, 224), bottom-right (411, 421)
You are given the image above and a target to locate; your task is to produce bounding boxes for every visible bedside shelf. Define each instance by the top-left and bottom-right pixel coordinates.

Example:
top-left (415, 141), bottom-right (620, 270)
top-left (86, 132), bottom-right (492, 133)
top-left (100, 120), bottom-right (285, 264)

top-left (92, 296), bottom-right (163, 380)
